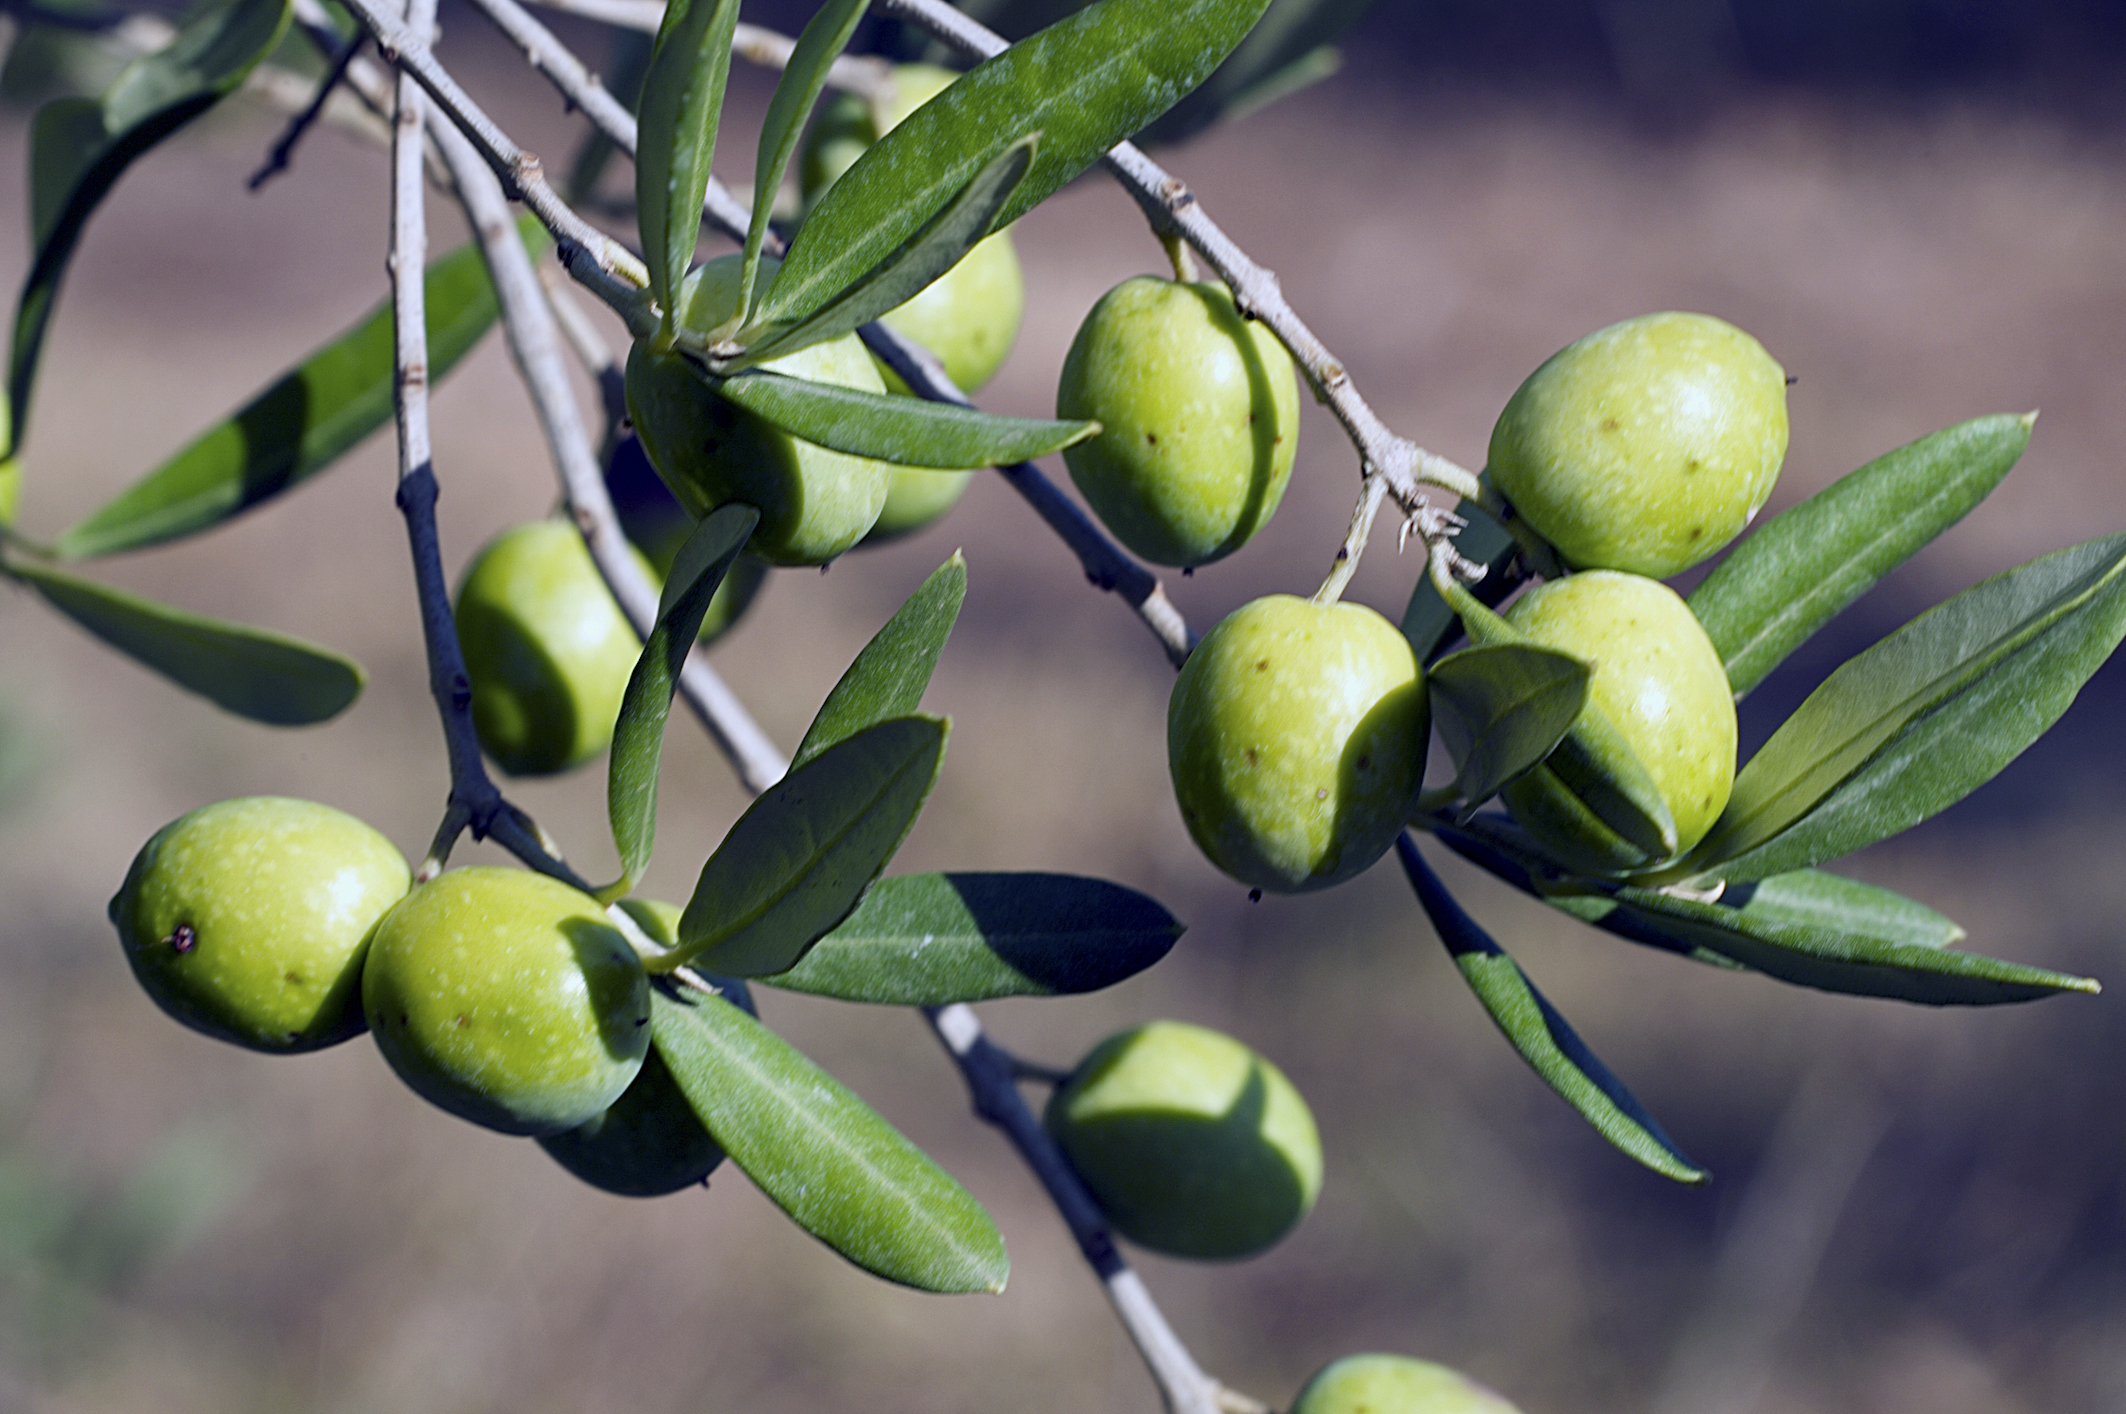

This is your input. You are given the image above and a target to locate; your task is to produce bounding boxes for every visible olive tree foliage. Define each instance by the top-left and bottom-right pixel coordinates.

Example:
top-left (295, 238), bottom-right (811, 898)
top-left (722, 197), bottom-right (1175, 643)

top-left (0, 0), bottom-right (2122, 1408)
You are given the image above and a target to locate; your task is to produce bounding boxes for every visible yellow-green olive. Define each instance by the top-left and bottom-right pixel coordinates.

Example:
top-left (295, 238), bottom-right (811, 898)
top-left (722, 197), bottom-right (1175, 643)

top-left (109, 796), bottom-right (409, 1052)
top-left (1044, 1020), bottom-right (1321, 1261)
top-left (1488, 311), bottom-right (1787, 578)
top-left (1059, 276), bottom-right (1299, 568)
top-left (1169, 596), bottom-right (1427, 893)
top-left (1498, 571), bottom-right (1736, 875)
top-left (1290, 1355), bottom-right (1524, 1414)
top-left (362, 867), bottom-right (650, 1137)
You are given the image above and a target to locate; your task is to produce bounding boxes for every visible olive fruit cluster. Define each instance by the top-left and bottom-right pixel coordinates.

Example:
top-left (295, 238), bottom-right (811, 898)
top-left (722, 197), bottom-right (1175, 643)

top-left (1058, 275), bottom-right (1300, 568)
top-left (1045, 1020), bottom-right (1321, 1261)
top-left (112, 800), bottom-right (707, 1195)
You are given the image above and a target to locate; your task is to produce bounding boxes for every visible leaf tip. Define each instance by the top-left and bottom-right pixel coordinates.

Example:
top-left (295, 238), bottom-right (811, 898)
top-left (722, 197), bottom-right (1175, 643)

top-left (2020, 408), bottom-right (2040, 429)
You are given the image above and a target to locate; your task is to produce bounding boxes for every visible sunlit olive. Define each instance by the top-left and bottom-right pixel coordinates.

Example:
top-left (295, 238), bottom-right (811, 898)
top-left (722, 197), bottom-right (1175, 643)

top-left (1045, 1020), bottom-right (1321, 1260)
top-left (109, 796), bottom-right (409, 1052)
top-left (362, 867), bottom-right (650, 1137)
top-left (1498, 570), bottom-right (1736, 875)
top-left (1488, 311), bottom-right (1788, 577)
top-left (1168, 595), bottom-right (1427, 893)
top-left (1290, 1354), bottom-right (1524, 1414)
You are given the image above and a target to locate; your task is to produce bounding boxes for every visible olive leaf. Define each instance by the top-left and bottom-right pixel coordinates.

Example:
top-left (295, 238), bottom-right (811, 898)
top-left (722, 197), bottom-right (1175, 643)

top-left (651, 986), bottom-right (1008, 1293)
top-left (1427, 642), bottom-right (1589, 806)
top-left (606, 505), bottom-right (758, 893)
top-left (56, 221), bottom-right (545, 560)
top-left (1401, 498), bottom-right (1520, 665)
top-left (1687, 532), bottom-right (2126, 882)
top-left (1397, 832), bottom-right (1704, 1183)
top-left (7, 559), bottom-right (362, 725)
top-left (755, 0), bottom-right (1273, 331)
top-left (634, 0), bottom-right (741, 313)
top-left (793, 552), bottom-right (965, 768)
top-left (1132, 0), bottom-right (1375, 146)
top-left (757, 872), bottom-right (1183, 1004)
top-left (737, 136), bottom-right (1036, 365)
top-left (733, 0), bottom-right (870, 326)
top-left (673, 716), bottom-right (948, 977)
top-left (706, 367), bottom-right (1094, 468)
top-left (1689, 413), bottom-right (2033, 698)
top-left (8, 0), bottom-right (291, 461)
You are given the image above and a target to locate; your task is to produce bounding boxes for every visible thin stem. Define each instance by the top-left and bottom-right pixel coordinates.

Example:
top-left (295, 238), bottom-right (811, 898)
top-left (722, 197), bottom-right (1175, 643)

top-left (1313, 472), bottom-right (1387, 605)
top-left (248, 28), bottom-right (365, 189)
top-left (926, 1004), bottom-right (1249, 1414)
top-left (858, 321), bottom-right (1195, 668)
top-left (537, 257), bottom-right (629, 432)
top-left (429, 109), bottom-right (791, 795)
top-left (518, 0), bottom-right (896, 100)
top-left (462, 0), bottom-right (758, 247)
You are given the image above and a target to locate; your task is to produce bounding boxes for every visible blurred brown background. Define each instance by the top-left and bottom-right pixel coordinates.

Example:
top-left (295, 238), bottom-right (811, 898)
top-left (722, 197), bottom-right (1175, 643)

top-left (3, 2), bottom-right (2126, 1410)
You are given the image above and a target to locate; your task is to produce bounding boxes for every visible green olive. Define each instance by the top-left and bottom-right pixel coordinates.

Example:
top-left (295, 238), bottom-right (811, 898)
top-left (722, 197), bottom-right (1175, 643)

top-left (108, 797), bottom-right (409, 1052)
top-left (1290, 1355), bottom-right (1524, 1414)
top-left (1044, 1020), bottom-right (1321, 1261)
top-left (626, 255), bottom-right (891, 567)
top-left (1488, 311), bottom-right (1787, 578)
top-left (606, 431), bottom-right (770, 642)
top-left (453, 519), bottom-right (644, 777)
top-left (1168, 596), bottom-right (1427, 893)
top-left (537, 899), bottom-right (756, 1196)
top-left (362, 867), bottom-right (651, 1137)
top-left (1058, 276), bottom-right (1299, 568)
top-left (1498, 570), bottom-right (1736, 875)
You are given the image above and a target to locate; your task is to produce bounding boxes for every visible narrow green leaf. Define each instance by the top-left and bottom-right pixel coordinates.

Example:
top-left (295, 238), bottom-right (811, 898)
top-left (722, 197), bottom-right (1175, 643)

top-left (8, 0), bottom-right (291, 459)
top-left (607, 505), bottom-right (758, 890)
top-left (651, 986), bottom-right (1008, 1292)
top-left (736, 0), bottom-right (870, 325)
top-left (9, 559), bottom-right (361, 725)
top-left (1690, 533), bottom-right (2126, 881)
top-left (675, 716), bottom-right (948, 976)
top-left (1427, 642), bottom-right (1589, 806)
top-left (1135, 0), bottom-right (1373, 145)
top-left (1398, 833), bottom-right (1704, 1183)
top-left (739, 137), bottom-right (1036, 364)
top-left (1715, 869), bottom-right (1964, 949)
top-left (1690, 413), bottom-right (2033, 697)
top-left (793, 552), bottom-right (965, 768)
top-left (55, 221), bottom-right (545, 560)
top-left (758, 872), bottom-right (1182, 1004)
top-left (757, 0), bottom-right (1273, 329)
top-left (708, 368), bottom-right (1094, 468)
top-left (1401, 499), bottom-right (1519, 664)
top-left (634, 0), bottom-right (741, 312)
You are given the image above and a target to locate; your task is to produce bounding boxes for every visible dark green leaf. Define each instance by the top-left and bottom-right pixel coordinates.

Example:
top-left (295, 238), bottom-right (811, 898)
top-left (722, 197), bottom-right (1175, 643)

top-left (1689, 533), bottom-right (2126, 881)
top-left (1690, 413), bottom-right (2033, 697)
top-left (709, 368), bottom-right (1094, 468)
top-left (607, 505), bottom-right (757, 891)
top-left (759, 872), bottom-right (1182, 1004)
top-left (793, 552), bottom-right (965, 768)
top-left (9, 559), bottom-right (361, 724)
top-left (1397, 833), bottom-right (1704, 1183)
top-left (756, 0), bottom-right (1273, 329)
top-left (1427, 642), bottom-right (1589, 806)
top-left (55, 221), bottom-right (545, 560)
top-left (8, 0), bottom-right (291, 459)
top-left (736, 0), bottom-right (870, 323)
top-left (634, 0), bottom-right (741, 312)
top-left (1401, 498), bottom-right (1520, 664)
top-left (740, 137), bottom-right (1035, 364)
top-left (675, 716), bottom-right (948, 976)
top-left (651, 986), bottom-right (1008, 1292)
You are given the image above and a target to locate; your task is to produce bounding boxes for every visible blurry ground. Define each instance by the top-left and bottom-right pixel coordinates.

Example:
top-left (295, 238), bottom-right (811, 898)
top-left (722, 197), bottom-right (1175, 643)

top-left (3, 7), bottom-right (2126, 1413)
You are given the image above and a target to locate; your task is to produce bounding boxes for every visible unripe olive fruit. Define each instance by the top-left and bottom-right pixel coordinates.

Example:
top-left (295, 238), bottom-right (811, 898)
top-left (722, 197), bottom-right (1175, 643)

top-left (626, 255), bottom-right (891, 567)
top-left (108, 797), bottom-right (409, 1052)
top-left (362, 867), bottom-right (651, 1137)
top-left (538, 899), bottom-right (758, 1196)
top-left (606, 431), bottom-right (770, 642)
top-left (1058, 276), bottom-right (1300, 568)
top-left (1488, 310), bottom-right (1787, 578)
top-left (1044, 1020), bottom-right (1321, 1260)
top-left (1290, 1355), bottom-right (1524, 1414)
top-left (1168, 596), bottom-right (1428, 893)
top-left (1499, 570), bottom-right (1736, 875)
top-left (453, 519), bottom-right (646, 777)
